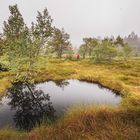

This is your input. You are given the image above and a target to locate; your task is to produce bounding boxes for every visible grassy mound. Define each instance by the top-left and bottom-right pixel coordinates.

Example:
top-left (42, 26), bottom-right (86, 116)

top-left (0, 58), bottom-right (140, 140)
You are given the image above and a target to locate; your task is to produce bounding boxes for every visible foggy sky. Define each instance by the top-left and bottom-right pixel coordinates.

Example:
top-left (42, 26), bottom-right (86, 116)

top-left (0, 0), bottom-right (140, 46)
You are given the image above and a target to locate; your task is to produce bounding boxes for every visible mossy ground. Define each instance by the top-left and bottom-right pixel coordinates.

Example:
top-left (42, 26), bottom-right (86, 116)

top-left (0, 58), bottom-right (140, 140)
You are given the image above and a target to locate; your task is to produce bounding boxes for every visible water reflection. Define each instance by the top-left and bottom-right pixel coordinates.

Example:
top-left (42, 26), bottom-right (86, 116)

top-left (80, 80), bottom-right (121, 97)
top-left (0, 80), bottom-right (122, 130)
top-left (53, 80), bottom-right (69, 90)
top-left (7, 81), bottom-right (55, 131)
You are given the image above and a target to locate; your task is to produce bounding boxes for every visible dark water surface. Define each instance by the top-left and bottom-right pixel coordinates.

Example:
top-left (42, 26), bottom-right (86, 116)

top-left (0, 80), bottom-right (122, 130)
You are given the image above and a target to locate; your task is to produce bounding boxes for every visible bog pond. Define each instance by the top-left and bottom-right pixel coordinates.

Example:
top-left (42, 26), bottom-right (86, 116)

top-left (0, 80), bottom-right (122, 130)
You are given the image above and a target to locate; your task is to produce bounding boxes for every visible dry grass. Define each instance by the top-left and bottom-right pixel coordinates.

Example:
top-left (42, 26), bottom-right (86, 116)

top-left (27, 106), bottom-right (140, 140)
top-left (0, 128), bottom-right (27, 140)
top-left (0, 106), bottom-right (140, 140)
top-left (0, 58), bottom-right (140, 140)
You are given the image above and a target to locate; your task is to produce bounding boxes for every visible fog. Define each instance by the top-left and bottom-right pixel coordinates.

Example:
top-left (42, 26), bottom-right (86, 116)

top-left (0, 0), bottom-right (140, 46)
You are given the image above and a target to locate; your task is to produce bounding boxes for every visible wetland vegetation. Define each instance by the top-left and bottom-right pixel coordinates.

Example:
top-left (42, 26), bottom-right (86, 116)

top-left (0, 4), bottom-right (140, 140)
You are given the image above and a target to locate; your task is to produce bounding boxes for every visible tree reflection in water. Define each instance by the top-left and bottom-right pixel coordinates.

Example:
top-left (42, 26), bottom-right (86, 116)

top-left (53, 80), bottom-right (69, 90)
top-left (7, 81), bottom-right (55, 131)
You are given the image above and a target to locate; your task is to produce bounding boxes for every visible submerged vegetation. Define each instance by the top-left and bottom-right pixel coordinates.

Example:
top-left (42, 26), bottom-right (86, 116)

top-left (0, 4), bottom-right (140, 140)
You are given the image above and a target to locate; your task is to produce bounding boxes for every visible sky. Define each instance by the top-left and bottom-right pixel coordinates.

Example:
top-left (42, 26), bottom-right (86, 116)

top-left (0, 0), bottom-right (140, 46)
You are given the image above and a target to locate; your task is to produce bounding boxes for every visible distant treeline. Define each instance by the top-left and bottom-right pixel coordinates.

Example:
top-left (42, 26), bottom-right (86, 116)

top-left (124, 32), bottom-right (140, 54)
top-left (0, 4), bottom-right (139, 68)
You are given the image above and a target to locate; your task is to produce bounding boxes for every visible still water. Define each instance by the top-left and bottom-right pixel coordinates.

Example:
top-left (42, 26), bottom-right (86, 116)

top-left (0, 80), bottom-right (122, 130)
